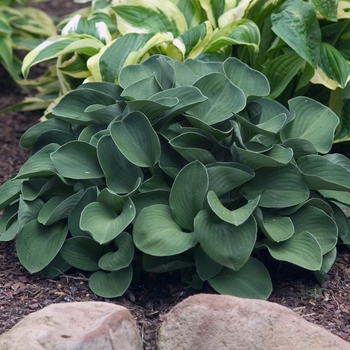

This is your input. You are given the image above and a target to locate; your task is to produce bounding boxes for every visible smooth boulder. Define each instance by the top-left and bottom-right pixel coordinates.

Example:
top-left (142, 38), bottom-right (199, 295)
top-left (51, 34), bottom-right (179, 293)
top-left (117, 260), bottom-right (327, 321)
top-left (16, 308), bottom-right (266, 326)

top-left (0, 301), bottom-right (142, 350)
top-left (157, 293), bottom-right (350, 350)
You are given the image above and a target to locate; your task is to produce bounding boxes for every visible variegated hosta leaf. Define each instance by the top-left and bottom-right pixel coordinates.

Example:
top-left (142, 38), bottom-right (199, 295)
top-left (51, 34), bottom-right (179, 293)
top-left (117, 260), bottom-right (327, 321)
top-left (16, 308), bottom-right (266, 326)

top-left (111, 0), bottom-right (188, 36)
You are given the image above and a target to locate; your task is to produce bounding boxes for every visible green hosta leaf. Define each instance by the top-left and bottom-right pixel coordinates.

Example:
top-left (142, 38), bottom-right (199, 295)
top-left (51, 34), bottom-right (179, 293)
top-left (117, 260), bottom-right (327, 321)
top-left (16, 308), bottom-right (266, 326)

top-left (0, 203), bottom-right (19, 242)
top-left (98, 232), bottom-right (134, 271)
top-left (170, 0), bottom-right (203, 28)
top-left (195, 246), bottom-right (223, 281)
top-left (270, 0), bottom-right (321, 67)
top-left (281, 97), bottom-right (339, 154)
top-left (207, 192), bottom-right (260, 226)
top-left (0, 220), bottom-right (18, 242)
top-left (17, 197), bottom-right (44, 232)
top-left (298, 155), bottom-right (350, 191)
top-left (262, 53), bottom-right (305, 99)
top-left (290, 206), bottom-right (338, 254)
top-left (89, 266), bottom-right (133, 298)
top-left (233, 144), bottom-right (293, 170)
top-left (68, 187), bottom-right (98, 238)
top-left (22, 35), bottom-right (104, 78)
top-left (208, 258), bottom-right (272, 299)
top-left (110, 111), bottom-right (161, 167)
top-left (207, 162), bottom-right (254, 197)
top-left (132, 190), bottom-right (170, 217)
top-left (40, 253), bottom-right (71, 279)
top-left (328, 204), bottom-right (348, 242)
top-left (169, 132), bottom-right (217, 165)
top-left (37, 191), bottom-right (84, 226)
top-left (311, 0), bottom-right (337, 22)
top-left (112, 0), bottom-right (187, 36)
top-left (319, 190), bottom-right (350, 207)
top-left (80, 197), bottom-right (135, 244)
top-left (51, 88), bottom-right (116, 125)
top-left (20, 119), bottom-right (71, 149)
top-left (195, 211), bottom-right (257, 271)
top-left (142, 252), bottom-right (195, 273)
top-left (257, 231), bottom-right (322, 271)
top-left (314, 247), bottom-right (337, 285)
top-left (60, 237), bottom-right (108, 271)
top-left (87, 33), bottom-right (170, 83)
top-left (311, 42), bottom-right (350, 89)
top-left (254, 208), bottom-right (294, 242)
top-left (0, 179), bottom-right (22, 210)
top-left (119, 55), bottom-right (175, 91)
top-left (224, 58), bottom-right (270, 98)
top-left (133, 204), bottom-right (197, 256)
top-left (97, 135), bottom-right (143, 195)
top-left (199, 0), bottom-right (224, 28)
top-left (15, 144), bottom-right (59, 179)
top-left (242, 164), bottom-right (309, 208)
top-left (51, 141), bottom-right (104, 179)
top-left (170, 161), bottom-right (209, 231)
top-left (16, 220), bottom-right (68, 274)
top-left (187, 72), bottom-right (246, 124)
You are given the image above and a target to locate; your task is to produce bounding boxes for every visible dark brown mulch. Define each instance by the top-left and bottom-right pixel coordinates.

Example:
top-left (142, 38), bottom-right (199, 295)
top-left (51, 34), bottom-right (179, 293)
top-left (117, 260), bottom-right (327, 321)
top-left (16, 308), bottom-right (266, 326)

top-left (1, 2), bottom-right (350, 349)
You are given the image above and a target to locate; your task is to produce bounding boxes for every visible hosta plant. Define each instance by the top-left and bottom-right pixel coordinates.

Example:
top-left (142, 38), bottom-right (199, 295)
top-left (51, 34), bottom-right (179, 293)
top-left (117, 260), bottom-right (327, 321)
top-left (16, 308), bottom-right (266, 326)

top-left (1, 55), bottom-right (350, 299)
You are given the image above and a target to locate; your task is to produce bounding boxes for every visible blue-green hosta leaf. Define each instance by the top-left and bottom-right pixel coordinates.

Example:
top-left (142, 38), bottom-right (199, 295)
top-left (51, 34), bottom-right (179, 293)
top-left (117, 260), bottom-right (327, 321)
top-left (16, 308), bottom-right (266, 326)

top-left (97, 135), bottom-right (143, 195)
top-left (112, 0), bottom-right (187, 36)
top-left (19, 119), bottom-right (71, 149)
top-left (119, 55), bottom-right (174, 90)
top-left (97, 189), bottom-right (125, 212)
top-left (18, 197), bottom-right (44, 232)
top-left (170, 161), bottom-right (209, 231)
top-left (0, 220), bottom-right (18, 242)
top-left (232, 144), bottom-right (293, 170)
top-left (262, 53), bottom-right (305, 99)
top-left (195, 210), bottom-right (257, 271)
top-left (0, 179), bottom-right (22, 210)
top-left (80, 197), bottom-right (135, 244)
top-left (242, 163), bottom-right (309, 208)
top-left (311, 42), bottom-right (350, 89)
top-left (270, 0), bottom-right (321, 67)
top-left (121, 75), bottom-right (163, 100)
top-left (50, 141), bottom-right (104, 179)
top-left (89, 266), bottom-right (133, 298)
top-left (256, 231), bottom-right (323, 271)
top-left (208, 257), bottom-right (272, 299)
top-left (110, 111), bottom-right (161, 167)
top-left (184, 59), bottom-right (224, 76)
top-left (133, 204), bottom-right (197, 256)
top-left (204, 19), bottom-right (260, 53)
top-left (298, 155), bottom-right (350, 191)
top-left (68, 186), bottom-right (98, 238)
top-left (169, 132), bottom-right (217, 165)
top-left (32, 130), bottom-right (76, 152)
top-left (76, 82), bottom-right (124, 100)
top-left (207, 192), bottom-right (260, 226)
top-left (319, 190), bottom-right (350, 207)
top-left (142, 252), bottom-right (195, 273)
top-left (281, 97), bottom-right (339, 154)
top-left (16, 220), bottom-right (68, 273)
top-left (254, 208), bottom-right (294, 242)
top-left (132, 190), bottom-right (170, 218)
top-left (324, 153), bottom-right (350, 172)
top-left (38, 191), bottom-right (84, 226)
top-left (87, 33), bottom-right (171, 83)
top-left (167, 59), bottom-right (201, 86)
top-left (290, 206), bottom-right (338, 254)
top-left (0, 203), bottom-right (18, 242)
top-left (15, 144), bottom-right (59, 180)
top-left (84, 104), bottom-right (124, 125)
top-left (311, 0), bottom-right (337, 21)
top-left (314, 247), bottom-right (337, 285)
top-left (187, 72), bottom-right (246, 125)
top-left (51, 89), bottom-right (116, 125)
top-left (60, 236), bottom-right (108, 271)
top-left (40, 253), bottom-right (71, 279)
top-left (254, 98), bottom-right (291, 123)
top-left (167, 21), bottom-right (213, 60)
top-left (98, 231), bottom-right (134, 271)
top-left (207, 162), bottom-right (254, 197)
top-left (22, 35), bottom-right (104, 78)
top-left (195, 245), bottom-right (223, 281)
top-left (224, 58), bottom-right (270, 98)
top-left (282, 138), bottom-right (317, 159)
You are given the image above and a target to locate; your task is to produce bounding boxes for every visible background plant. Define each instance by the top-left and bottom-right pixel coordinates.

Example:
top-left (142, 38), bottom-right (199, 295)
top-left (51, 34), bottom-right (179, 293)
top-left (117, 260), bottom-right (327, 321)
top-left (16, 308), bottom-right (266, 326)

top-left (1, 55), bottom-right (350, 299)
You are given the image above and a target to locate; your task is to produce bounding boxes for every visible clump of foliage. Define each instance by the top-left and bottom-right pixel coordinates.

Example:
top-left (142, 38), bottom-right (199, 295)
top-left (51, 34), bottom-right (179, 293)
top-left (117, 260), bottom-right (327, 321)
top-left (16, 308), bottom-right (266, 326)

top-left (1, 55), bottom-right (350, 299)
top-left (244, 0), bottom-right (350, 141)
top-left (0, 0), bottom-right (55, 89)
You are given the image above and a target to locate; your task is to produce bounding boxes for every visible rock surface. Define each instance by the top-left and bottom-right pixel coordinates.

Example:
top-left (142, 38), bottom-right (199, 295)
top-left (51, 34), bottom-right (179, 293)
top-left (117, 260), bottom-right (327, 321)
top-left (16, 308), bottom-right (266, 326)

top-left (0, 301), bottom-right (142, 350)
top-left (157, 293), bottom-right (350, 350)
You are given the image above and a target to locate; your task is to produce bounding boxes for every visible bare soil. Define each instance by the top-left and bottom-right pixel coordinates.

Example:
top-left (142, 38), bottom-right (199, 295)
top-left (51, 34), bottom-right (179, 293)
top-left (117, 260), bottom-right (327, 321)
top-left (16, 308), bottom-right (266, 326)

top-left (0, 2), bottom-right (349, 349)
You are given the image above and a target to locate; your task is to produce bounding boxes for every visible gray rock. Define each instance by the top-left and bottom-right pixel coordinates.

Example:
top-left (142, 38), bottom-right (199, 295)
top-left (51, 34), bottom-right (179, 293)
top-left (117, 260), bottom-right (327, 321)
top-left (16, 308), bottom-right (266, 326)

top-left (157, 293), bottom-right (350, 350)
top-left (0, 301), bottom-right (143, 350)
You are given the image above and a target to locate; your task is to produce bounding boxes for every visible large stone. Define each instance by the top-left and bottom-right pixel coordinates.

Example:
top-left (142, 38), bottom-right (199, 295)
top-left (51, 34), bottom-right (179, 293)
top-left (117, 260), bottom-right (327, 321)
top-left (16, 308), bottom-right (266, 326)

top-left (0, 301), bottom-right (142, 350)
top-left (157, 293), bottom-right (350, 350)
